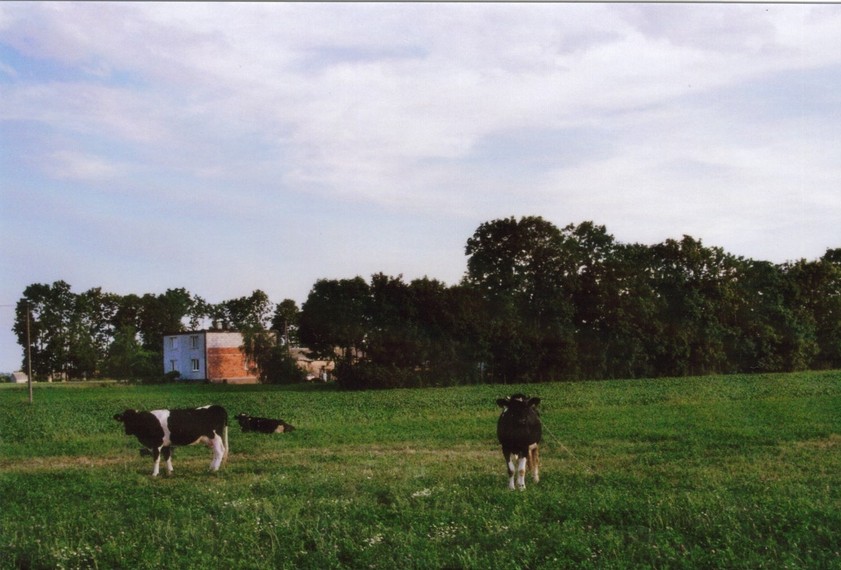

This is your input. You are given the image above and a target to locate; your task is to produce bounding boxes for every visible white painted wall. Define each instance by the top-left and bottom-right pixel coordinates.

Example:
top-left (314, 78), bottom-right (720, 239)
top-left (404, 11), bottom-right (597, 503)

top-left (162, 332), bottom-right (207, 380)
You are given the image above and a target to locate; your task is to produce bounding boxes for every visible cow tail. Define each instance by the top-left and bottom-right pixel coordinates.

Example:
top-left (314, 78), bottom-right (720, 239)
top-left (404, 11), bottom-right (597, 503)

top-left (223, 425), bottom-right (230, 464)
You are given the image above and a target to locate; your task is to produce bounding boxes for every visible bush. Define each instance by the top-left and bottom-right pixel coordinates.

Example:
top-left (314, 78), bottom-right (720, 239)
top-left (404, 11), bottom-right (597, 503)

top-left (163, 370), bottom-right (181, 383)
top-left (259, 345), bottom-right (307, 385)
top-left (335, 361), bottom-right (424, 390)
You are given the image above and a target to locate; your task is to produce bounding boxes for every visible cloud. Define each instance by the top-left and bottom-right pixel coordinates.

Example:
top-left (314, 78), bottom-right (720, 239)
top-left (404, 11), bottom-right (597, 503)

top-left (2, 2), bottom-right (841, 371)
top-left (47, 150), bottom-right (123, 181)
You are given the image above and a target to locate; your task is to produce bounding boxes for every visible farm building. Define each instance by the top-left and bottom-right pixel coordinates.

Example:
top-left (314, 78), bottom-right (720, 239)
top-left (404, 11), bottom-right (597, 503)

top-left (10, 371), bottom-right (28, 384)
top-left (163, 331), bottom-right (259, 384)
top-left (162, 331), bottom-right (333, 384)
top-left (290, 347), bottom-right (335, 382)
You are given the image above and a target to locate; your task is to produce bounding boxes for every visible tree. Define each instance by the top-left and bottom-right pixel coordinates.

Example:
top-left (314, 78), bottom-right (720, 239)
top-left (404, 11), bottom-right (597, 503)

top-left (464, 216), bottom-right (578, 382)
top-left (137, 288), bottom-right (198, 352)
top-left (216, 290), bottom-right (273, 332)
top-left (14, 281), bottom-right (76, 379)
top-left (723, 259), bottom-right (799, 372)
top-left (65, 288), bottom-right (120, 379)
top-left (272, 299), bottom-right (300, 346)
top-left (299, 277), bottom-right (370, 362)
top-left (815, 249), bottom-right (841, 369)
top-left (104, 325), bottom-right (159, 380)
top-left (645, 236), bottom-right (740, 376)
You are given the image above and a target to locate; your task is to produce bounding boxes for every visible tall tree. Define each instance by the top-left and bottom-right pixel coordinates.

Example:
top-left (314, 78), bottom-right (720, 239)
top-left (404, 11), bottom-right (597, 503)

top-left (217, 290), bottom-right (273, 332)
top-left (272, 299), bottom-right (301, 346)
top-left (299, 277), bottom-right (370, 362)
top-left (724, 259), bottom-right (798, 372)
top-left (815, 249), bottom-right (841, 368)
top-left (646, 236), bottom-right (738, 376)
top-left (137, 288), bottom-right (197, 352)
top-left (105, 325), bottom-right (159, 380)
top-left (464, 216), bottom-right (578, 382)
top-left (64, 288), bottom-right (121, 378)
top-left (14, 281), bottom-right (76, 379)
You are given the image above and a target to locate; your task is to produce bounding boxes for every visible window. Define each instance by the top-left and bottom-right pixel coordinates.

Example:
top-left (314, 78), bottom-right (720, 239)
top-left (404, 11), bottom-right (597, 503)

top-left (190, 335), bottom-right (199, 349)
top-left (169, 337), bottom-right (177, 349)
top-left (169, 360), bottom-right (177, 372)
top-left (191, 359), bottom-right (200, 372)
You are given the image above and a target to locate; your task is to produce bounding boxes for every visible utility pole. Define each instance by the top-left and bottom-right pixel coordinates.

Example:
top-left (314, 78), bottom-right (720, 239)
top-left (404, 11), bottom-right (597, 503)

top-left (26, 300), bottom-right (33, 404)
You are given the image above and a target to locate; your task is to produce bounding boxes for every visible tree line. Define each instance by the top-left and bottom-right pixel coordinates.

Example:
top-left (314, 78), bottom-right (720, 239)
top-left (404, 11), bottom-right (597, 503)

top-left (12, 285), bottom-right (302, 382)
top-left (14, 216), bottom-right (841, 388)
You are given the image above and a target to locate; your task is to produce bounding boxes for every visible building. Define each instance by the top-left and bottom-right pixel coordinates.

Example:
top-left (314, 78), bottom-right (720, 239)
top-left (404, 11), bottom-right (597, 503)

top-left (289, 347), bottom-right (335, 382)
top-left (163, 331), bottom-right (259, 384)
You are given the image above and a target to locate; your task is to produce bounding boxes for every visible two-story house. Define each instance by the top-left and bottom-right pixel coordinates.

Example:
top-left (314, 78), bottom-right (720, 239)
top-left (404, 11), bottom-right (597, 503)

top-left (162, 331), bottom-right (258, 383)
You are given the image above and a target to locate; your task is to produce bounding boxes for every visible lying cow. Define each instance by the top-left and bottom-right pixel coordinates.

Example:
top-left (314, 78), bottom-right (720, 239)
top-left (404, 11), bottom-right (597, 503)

top-left (496, 394), bottom-right (542, 490)
top-left (236, 413), bottom-right (295, 434)
top-left (113, 405), bottom-right (229, 476)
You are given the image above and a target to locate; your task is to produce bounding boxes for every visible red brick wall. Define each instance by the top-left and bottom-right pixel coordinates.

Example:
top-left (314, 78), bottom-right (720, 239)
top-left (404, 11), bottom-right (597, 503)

top-left (206, 347), bottom-right (256, 380)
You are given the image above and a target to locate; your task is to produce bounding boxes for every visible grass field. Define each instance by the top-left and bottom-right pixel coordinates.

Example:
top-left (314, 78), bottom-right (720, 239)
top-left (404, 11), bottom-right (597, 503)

top-left (1, 371), bottom-right (839, 569)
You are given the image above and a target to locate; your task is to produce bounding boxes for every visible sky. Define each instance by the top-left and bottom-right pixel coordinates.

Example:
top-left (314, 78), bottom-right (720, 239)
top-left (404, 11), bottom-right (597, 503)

top-left (1, 2), bottom-right (840, 373)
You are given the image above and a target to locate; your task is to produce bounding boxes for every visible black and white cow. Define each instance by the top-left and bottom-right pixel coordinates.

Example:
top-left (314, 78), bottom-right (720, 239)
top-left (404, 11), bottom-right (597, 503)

top-left (496, 394), bottom-right (542, 490)
top-left (235, 413), bottom-right (295, 434)
top-left (113, 405), bottom-right (229, 476)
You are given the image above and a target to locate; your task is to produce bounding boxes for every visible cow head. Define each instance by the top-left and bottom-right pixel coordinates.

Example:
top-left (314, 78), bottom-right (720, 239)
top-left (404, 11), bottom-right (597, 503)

top-left (496, 393), bottom-right (540, 423)
top-left (113, 409), bottom-right (138, 434)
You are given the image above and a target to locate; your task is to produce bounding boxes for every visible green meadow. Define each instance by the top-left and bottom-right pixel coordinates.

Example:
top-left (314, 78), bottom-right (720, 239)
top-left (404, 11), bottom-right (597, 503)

top-left (1, 371), bottom-right (839, 569)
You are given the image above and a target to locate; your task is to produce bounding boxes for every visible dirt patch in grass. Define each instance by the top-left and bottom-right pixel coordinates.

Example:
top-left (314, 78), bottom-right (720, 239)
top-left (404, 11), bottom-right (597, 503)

top-left (792, 433), bottom-right (841, 450)
top-left (0, 455), bottom-right (128, 472)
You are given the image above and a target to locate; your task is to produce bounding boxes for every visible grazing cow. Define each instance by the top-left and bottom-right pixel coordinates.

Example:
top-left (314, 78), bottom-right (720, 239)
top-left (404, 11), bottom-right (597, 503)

top-left (235, 413), bottom-right (295, 434)
top-left (113, 405), bottom-right (228, 476)
top-left (496, 394), bottom-right (542, 490)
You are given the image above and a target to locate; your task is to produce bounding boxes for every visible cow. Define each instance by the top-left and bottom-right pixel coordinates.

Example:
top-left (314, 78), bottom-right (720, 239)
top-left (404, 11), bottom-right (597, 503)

top-left (235, 413), bottom-right (295, 434)
top-left (113, 405), bottom-right (229, 477)
top-left (496, 394), bottom-right (542, 490)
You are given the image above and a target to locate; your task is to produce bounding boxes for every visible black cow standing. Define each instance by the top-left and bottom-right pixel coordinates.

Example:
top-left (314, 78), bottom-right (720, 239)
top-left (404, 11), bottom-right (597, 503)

top-left (113, 405), bottom-right (229, 476)
top-left (235, 413), bottom-right (296, 434)
top-left (496, 394), bottom-right (542, 490)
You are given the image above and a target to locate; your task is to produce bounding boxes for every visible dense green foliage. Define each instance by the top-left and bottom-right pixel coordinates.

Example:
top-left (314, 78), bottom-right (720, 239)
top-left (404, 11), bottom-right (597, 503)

top-left (13, 217), bottom-right (841, 387)
top-left (301, 217), bottom-right (840, 387)
top-left (1, 371), bottom-right (838, 569)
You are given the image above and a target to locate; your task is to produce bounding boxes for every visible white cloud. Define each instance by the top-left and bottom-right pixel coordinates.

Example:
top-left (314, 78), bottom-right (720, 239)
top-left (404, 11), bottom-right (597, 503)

top-left (2, 2), bottom-right (841, 371)
top-left (47, 150), bottom-right (122, 181)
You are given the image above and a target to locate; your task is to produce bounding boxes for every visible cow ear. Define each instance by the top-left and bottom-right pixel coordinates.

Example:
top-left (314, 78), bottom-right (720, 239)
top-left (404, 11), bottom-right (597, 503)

top-left (113, 413), bottom-right (124, 422)
top-left (528, 397), bottom-right (541, 407)
top-left (496, 398), bottom-right (509, 408)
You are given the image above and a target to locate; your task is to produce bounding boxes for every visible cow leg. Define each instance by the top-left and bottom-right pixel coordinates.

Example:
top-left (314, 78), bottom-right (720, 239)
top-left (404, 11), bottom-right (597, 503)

top-left (504, 451), bottom-right (516, 490)
top-left (516, 455), bottom-right (528, 490)
top-left (162, 446), bottom-right (174, 475)
top-left (151, 447), bottom-right (162, 477)
top-left (528, 443), bottom-right (540, 483)
top-left (209, 435), bottom-right (225, 472)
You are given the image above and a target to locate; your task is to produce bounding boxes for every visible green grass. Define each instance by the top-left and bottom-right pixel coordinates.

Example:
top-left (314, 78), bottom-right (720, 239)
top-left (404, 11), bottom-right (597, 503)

top-left (1, 372), bottom-right (839, 569)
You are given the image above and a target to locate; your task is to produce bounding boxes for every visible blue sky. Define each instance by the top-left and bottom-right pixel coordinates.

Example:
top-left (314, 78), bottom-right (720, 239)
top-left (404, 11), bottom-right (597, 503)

top-left (2, 3), bottom-right (840, 372)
